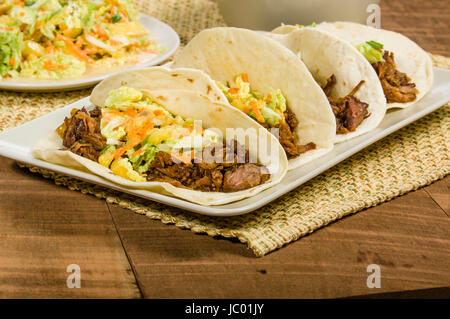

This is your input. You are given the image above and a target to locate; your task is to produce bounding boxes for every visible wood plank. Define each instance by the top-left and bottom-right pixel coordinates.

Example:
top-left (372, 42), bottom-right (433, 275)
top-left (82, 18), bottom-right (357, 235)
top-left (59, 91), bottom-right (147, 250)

top-left (0, 157), bottom-right (141, 298)
top-left (107, 186), bottom-right (450, 298)
top-left (381, 0), bottom-right (450, 56)
top-left (423, 177), bottom-right (449, 216)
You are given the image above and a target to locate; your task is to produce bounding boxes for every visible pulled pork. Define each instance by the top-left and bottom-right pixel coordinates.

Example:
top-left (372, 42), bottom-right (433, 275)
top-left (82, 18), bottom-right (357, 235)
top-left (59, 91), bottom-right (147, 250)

top-left (372, 51), bottom-right (417, 103)
top-left (322, 75), bottom-right (370, 134)
top-left (262, 109), bottom-right (316, 159)
top-left (145, 141), bottom-right (270, 193)
top-left (58, 110), bottom-right (270, 193)
top-left (57, 107), bottom-right (106, 161)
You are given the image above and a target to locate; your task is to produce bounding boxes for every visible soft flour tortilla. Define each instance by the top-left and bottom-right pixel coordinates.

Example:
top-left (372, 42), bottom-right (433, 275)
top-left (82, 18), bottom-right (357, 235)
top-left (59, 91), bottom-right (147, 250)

top-left (272, 24), bottom-right (299, 35)
top-left (32, 88), bottom-right (288, 206)
top-left (268, 28), bottom-right (387, 143)
top-left (172, 27), bottom-right (336, 170)
top-left (274, 22), bottom-right (434, 109)
top-left (90, 66), bottom-right (228, 106)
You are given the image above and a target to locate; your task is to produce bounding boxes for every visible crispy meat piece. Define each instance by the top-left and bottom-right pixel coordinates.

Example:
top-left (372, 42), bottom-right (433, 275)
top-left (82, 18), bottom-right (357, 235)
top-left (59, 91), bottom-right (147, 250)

top-left (322, 74), bottom-right (337, 97)
top-left (260, 107), bottom-right (315, 158)
top-left (157, 163), bottom-right (193, 181)
top-left (222, 164), bottom-right (270, 193)
top-left (372, 51), bottom-right (417, 103)
top-left (285, 108), bottom-right (299, 131)
top-left (145, 173), bottom-right (186, 189)
top-left (149, 151), bottom-right (174, 169)
top-left (59, 107), bottom-right (106, 161)
top-left (273, 109), bottom-right (316, 158)
top-left (346, 96), bottom-right (369, 131)
top-left (70, 141), bottom-right (102, 162)
top-left (322, 75), bottom-right (370, 134)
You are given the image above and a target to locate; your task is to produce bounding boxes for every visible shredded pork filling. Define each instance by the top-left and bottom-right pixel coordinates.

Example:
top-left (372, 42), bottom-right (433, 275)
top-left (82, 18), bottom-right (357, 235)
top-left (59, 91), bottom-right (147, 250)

top-left (261, 109), bottom-right (316, 158)
top-left (322, 75), bottom-right (370, 134)
top-left (372, 51), bottom-right (418, 103)
top-left (57, 108), bottom-right (270, 193)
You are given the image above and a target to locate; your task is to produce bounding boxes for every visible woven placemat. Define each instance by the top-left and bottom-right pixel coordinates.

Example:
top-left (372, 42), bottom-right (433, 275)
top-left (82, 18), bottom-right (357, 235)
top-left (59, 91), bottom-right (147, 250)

top-left (1, 0), bottom-right (449, 257)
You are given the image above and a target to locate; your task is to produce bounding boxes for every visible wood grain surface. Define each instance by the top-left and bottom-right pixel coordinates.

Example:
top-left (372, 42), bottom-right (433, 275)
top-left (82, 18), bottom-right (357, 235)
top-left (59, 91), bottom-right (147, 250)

top-left (0, 0), bottom-right (448, 299)
top-left (0, 159), bottom-right (141, 298)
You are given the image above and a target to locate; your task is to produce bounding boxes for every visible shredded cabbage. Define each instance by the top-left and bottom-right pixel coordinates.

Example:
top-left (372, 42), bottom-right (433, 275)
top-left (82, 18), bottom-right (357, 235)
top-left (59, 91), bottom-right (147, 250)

top-left (356, 40), bottom-right (385, 64)
top-left (0, 28), bottom-right (23, 78)
top-left (20, 52), bottom-right (85, 79)
top-left (218, 74), bottom-right (288, 126)
top-left (104, 86), bottom-right (144, 109)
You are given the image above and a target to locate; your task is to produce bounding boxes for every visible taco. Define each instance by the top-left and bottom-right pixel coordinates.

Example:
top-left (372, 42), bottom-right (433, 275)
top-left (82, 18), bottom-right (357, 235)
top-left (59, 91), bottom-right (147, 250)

top-left (32, 69), bottom-right (288, 206)
top-left (172, 27), bottom-right (336, 170)
top-left (268, 27), bottom-right (387, 143)
top-left (273, 22), bottom-right (434, 109)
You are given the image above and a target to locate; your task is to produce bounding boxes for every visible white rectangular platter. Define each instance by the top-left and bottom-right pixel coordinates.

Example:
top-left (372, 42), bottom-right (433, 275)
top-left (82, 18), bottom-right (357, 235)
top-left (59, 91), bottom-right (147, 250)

top-left (0, 67), bottom-right (449, 216)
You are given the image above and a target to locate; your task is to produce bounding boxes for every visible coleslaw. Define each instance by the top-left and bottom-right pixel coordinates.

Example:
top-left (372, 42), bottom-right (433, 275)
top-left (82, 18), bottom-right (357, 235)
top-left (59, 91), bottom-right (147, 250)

top-left (0, 0), bottom-right (165, 80)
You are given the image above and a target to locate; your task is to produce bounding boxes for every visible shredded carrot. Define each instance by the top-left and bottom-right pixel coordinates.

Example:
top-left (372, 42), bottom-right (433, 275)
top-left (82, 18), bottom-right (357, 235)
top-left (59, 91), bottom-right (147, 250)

top-left (104, 109), bottom-right (124, 117)
top-left (14, 1), bottom-right (25, 7)
top-left (234, 73), bottom-right (249, 83)
top-left (75, 36), bottom-right (84, 48)
top-left (126, 108), bottom-right (137, 117)
top-left (45, 45), bottom-right (56, 54)
top-left (57, 34), bottom-right (94, 63)
top-left (131, 148), bottom-right (144, 157)
top-left (113, 140), bottom-right (138, 159)
top-left (265, 93), bottom-right (272, 104)
top-left (110, 38), bottom-right (123, 46)
top-left (234, 100), bottom-right (249, 114)
top-left (106, 0), bottom-right (128, 18)
top-left (113, 121), bottom-right (154, 159)
top-left (95, 25), bottom-right (108, 41)
top-left (140, 122), bottom-right (154, 136)
top-left (153, 109), bottom-right (164, 116)
top-left (19, 12), bottom-right (25, 17)
top-left (249, 100), bottom-right (265, 123)
top-left (8, 58), bottom-right (15, 66)
top-left (228, 88), bottom-right (239, 95)
top-left (43, 60), bottom-right (54, 70)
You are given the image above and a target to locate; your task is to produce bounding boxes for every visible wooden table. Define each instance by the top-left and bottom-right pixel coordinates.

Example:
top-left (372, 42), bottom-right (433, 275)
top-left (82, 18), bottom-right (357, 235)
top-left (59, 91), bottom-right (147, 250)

top-left (0, 0), bottom-right (449, 299)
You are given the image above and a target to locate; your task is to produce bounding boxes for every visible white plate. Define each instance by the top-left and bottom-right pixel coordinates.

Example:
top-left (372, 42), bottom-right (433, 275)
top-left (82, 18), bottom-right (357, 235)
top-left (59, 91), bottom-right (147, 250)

top-left (0, 67), bottom-right (449, 216)
top-left (0, 14), bottom-right (180, 92)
